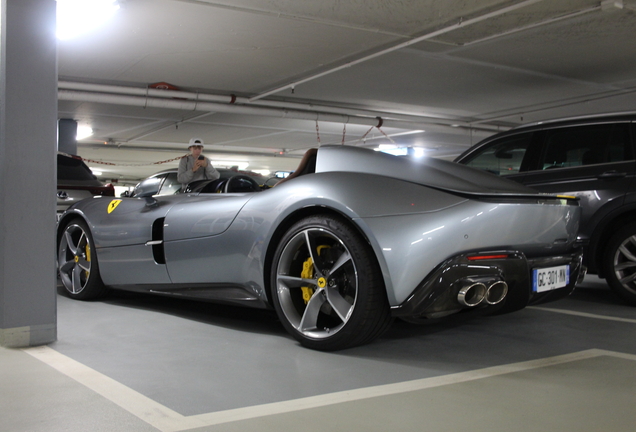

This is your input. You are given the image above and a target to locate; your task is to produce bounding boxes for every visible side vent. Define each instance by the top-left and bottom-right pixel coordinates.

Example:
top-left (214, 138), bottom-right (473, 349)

top-left (151, 217), bottom-right (166, 264)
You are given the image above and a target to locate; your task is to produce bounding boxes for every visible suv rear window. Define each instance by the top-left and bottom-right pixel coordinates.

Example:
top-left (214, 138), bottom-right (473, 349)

top-left (57, 154), bottom-right (97, 181)
top-left (462, 132), bottom-right (533, 176)
top-left (540, 123), bottom-right (633, 170)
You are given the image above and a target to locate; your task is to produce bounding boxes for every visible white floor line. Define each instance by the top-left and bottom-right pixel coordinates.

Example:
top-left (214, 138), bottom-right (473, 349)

top-left (23, 346), bottom-right (635, 432)
top-left (529, 306), bottom-right (636, 324)
top-left (23, 345), bottom-right (193, 432)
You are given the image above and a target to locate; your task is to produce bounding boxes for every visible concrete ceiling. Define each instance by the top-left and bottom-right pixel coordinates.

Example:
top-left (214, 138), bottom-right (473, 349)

top-left (57, 0), bottom-right (636, 183)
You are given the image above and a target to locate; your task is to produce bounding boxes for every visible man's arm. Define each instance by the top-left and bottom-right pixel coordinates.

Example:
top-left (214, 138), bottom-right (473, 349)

top-left (177, 157), bottom-right (194, 184)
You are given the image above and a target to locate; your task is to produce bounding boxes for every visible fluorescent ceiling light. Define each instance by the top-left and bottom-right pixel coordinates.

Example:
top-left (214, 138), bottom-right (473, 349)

top-left (76, 125), bottom-right (93, 140)
top-left (211, 161), bottom-right (249, 170)
top-left (375, 145), bottom-right (408, 156)
top-left (56, 0), bottom-right (120, 40)
top-left (413, 147), bottom-right (425, 158)
top-left (383, 148), bottom-right (408, 156)
top-left (90, 168), bottom-right (103, 176)
top-left (375, 145), bottom-right (426, 157)
top-left (391, 130), bottom-right (425, 136)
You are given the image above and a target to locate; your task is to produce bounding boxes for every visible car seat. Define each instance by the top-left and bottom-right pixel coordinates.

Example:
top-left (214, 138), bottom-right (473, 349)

top-left (582, 149), bottom-right (604, 165)
top-left (543, 145), bottom-right (567, 169)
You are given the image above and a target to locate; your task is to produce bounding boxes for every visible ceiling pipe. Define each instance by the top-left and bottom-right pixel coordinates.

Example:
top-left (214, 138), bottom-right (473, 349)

top-left (58, 80), bottom-right (470, 127)
top-left (78, 142), bottom-right (306, 160)
top-left (60, 89), bottom-right (391, 127)
top-left (59, 81), bottom-right (234, 104)
top-left (58, 81), bottom-right (503, 132)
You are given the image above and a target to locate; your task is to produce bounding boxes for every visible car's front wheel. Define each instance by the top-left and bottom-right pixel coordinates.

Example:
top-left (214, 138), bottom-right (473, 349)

top-left (58, 219), bottom-right (108, 300)
top-left (604, 223), bottom-right (636, 306)
top-left (271, 215), bottom-right (392, 350)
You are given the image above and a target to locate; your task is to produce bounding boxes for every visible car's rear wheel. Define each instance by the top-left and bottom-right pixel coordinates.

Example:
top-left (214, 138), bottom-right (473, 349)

top-left (271, 215), bottom-right (392, 350)
top-left (58, 219), bottom-right (108, 300)
top-left (604, 223), bottom-right (636, 306)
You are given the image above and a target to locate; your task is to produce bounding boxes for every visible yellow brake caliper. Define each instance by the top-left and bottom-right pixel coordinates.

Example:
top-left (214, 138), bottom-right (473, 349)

top-left (301, 257), bottom-right (314, 304)
top-left (85, 243), bottom-right (91, 278)
top-left (300, 245), bottom-right (330, 304)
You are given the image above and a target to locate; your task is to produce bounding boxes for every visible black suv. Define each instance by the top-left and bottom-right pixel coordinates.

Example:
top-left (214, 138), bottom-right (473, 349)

top-left (57, 153), bottom-right (114, 218)
top-left (455, 114), bottom-right (636, 305)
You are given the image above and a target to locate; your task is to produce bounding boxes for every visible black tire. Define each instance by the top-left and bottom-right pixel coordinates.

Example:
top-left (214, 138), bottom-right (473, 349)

top-left (271, 215), bottom-right (392, 351)
top-left (603, 223), bottom-right (636, 306)
top-left (58, 219), bottom-right (108, 300)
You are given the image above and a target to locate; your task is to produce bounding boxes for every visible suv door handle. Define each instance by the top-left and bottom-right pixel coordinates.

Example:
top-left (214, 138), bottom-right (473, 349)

top-left (598, 170), bottom-right (627, 179)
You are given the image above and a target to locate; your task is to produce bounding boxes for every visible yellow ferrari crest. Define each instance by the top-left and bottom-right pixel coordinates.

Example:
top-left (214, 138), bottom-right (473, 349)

top-left (107, 199), bottom-right (122, 214)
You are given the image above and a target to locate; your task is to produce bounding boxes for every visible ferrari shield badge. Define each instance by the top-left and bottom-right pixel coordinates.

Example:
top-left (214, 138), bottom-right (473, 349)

top-left (107, 199), bottom-right (122, 214)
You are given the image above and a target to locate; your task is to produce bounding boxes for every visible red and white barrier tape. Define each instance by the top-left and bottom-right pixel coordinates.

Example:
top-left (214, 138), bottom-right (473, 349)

top-left (59, 152), bottom-right (188, 167)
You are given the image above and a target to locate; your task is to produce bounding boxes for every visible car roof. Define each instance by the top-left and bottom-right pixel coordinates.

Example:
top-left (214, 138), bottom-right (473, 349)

top-left (509, 112), bottom-right (636, 133)
top-left (455, 112), bottom-right (636, 161)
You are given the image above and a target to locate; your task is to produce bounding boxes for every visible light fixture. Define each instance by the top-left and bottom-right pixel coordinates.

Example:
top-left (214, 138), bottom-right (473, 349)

top-left (76, 125), bottom-right (93, 140)
top-left (412, 147), bottom-right (426, 158)
top-left (375, 145), bottom-right (408, 156)
top-left (211, 161), bottom-right (249, 170)
top-left (391, 130), bottom-right (425, 136)
top-left (56, 0), bottom-right (120, 40)
top-left (90, 168), bottom-right (103, 176)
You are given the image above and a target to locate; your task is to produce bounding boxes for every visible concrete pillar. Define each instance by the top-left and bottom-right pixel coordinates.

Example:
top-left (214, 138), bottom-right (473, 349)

top-left (58, 118), bottom-right (78, 155)
top-left (0, 0), bottom-right (57, 347)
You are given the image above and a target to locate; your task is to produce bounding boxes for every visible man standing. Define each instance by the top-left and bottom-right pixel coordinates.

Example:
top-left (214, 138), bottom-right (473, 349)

top-left (177, 138), bottom-right (220, 187)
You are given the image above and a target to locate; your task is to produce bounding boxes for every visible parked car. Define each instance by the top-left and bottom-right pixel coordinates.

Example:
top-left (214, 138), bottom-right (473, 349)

top-left (455, 113), bottom-right (636, 305)
top-left (57, 153), bottom-right (114, 219)
top-left (57, 145), bottom-right (583, 350)
top-left (128, 167), bottom-right (269, 197)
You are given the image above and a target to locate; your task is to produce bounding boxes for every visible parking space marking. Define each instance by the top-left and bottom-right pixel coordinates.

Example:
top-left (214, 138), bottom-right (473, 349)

top-left (23, 345), bottom-right (190, 431)
top-left (23, 346), bottom-right (636, 432)
top-left (530, 306), bottom-right (636, 324)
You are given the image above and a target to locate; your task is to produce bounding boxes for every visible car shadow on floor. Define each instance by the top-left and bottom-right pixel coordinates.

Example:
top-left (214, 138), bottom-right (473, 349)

top-left (56, 282), bottom-right (285, 337)
top-left (56, 281), bottom-right (492, 348)
top-left (536, 275), bottom-right (632, 310)
top-left (569, 286), bottom-right (625, 306)
top-left (56, 277), bottom-right (632, 356)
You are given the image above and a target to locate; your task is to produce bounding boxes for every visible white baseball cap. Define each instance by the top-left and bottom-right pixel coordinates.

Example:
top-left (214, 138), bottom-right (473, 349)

top-left (189, 138), bottom-right (204, 148)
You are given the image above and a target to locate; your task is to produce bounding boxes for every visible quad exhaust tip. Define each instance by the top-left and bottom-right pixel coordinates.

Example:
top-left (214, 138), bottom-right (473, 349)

top-left (484, 280), bottom-right (508, 305)
top-left (457, 279), bottom-right (508, 307)
top-left (457, 282), bottom-right (487, 307)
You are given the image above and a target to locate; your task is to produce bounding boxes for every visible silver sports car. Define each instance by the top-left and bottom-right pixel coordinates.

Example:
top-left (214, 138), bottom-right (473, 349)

top-left (57, 145), bottom-right (584, 350)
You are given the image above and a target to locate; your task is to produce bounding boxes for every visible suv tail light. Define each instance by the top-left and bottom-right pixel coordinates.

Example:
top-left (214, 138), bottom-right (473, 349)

top-left (89, 183), bottom-right (115, 196)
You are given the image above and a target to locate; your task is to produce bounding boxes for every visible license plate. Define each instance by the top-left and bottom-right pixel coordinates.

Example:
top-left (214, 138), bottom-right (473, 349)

top-left (533, 265), bottom-right (569, 293)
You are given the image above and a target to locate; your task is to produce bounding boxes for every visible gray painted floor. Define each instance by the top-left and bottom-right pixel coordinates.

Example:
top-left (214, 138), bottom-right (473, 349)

top-left (2, 276), bottom-right (635, 432)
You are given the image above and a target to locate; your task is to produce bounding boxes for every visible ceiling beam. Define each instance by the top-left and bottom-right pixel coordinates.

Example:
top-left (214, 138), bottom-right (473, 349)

top-left (248, 0), bottom-right (546, 102)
